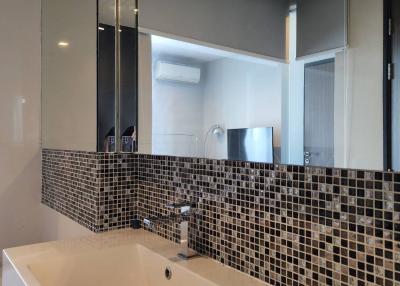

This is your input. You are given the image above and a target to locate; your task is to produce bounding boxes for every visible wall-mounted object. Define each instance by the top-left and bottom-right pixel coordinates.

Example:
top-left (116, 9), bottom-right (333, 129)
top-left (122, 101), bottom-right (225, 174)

top-left (138, 0), bottom-right (288, 61)
top-left (42, 0), bottom-right (139, 153)
top-left (296, 0), bottom-right (348, 58)
top-left (155, 62), bottom-right (201, 84)
top-left (41, 0), bottom-right (97, 151)
top-left (227, 127), bottom-right (274, 163)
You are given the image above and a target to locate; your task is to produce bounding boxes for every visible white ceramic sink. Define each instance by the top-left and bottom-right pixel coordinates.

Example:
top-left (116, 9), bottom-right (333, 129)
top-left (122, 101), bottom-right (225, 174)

top-left (2, 229), bottom-right (267, 286)
top-left (27, 245), bottom-right (217, 286)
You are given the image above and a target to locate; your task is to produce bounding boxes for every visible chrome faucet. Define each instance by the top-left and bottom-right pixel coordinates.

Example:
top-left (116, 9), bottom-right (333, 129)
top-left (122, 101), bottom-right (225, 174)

top-left (143, 201), bottom-right (198, 259)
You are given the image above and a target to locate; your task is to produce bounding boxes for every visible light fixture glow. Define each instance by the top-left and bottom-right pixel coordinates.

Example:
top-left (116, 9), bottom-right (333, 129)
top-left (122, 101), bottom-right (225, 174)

top-left (98, 27), bottom-right (105, 31)
top-left (58, 41), bottom-right (69, 47)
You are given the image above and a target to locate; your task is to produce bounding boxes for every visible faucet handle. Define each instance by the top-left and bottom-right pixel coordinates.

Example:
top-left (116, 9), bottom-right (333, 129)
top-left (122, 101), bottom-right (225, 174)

top-left (143, 218), bottom-right (154, 230)
top-left (166, 201), bottom-right (195, 209)
top-left (166, 201), bottom-right (196, 215)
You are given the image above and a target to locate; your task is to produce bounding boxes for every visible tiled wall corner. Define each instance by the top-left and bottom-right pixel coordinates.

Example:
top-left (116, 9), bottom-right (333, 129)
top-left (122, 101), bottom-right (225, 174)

top-left (42, 149), bottom-right (137, 232)
top-left (42, 150), bottom-right (400, 286)
top-left (42, 150), bottom-right (100, 231)
top-left (97, 153), bottom-right (138, 231)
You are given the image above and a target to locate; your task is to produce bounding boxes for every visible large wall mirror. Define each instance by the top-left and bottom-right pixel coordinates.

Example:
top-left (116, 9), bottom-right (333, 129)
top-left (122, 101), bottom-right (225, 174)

top-left (42, 0), bottom-right (399, 172)
top-left (134, 0), bottom-right (398, 172)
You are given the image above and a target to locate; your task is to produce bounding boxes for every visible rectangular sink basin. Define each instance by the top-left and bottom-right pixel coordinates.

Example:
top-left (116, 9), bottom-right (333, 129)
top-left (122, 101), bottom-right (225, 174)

top-left (27, 245), bottom-right (216, 286)
top-left (3, 229), bottom-right (267, 286)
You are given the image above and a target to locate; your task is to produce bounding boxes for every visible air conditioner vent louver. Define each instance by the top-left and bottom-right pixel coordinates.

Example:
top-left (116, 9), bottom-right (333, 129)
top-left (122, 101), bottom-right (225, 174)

top-left (155, 61), bottom-right (201, 84)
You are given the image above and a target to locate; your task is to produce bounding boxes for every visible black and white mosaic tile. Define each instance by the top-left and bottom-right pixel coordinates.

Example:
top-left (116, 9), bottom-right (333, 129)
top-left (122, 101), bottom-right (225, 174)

top-left (42, 149), bottom-right (400, 286)
top-left (42, 150), bottom-right (99, 230)
top-left (42, 150), bottom-right (137, 232)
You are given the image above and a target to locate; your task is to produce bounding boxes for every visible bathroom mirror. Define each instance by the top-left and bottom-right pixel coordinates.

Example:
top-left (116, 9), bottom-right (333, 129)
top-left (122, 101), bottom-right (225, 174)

top-left (135, 0), bottom-right (397, 171)
top-left (97, 0), bottom-right (117, 152)
top-left (42, 0), bottom-right (138, 153)
top-left (42, 0), bottom-right (397, 172)
top-left (42, 0), bottom-right (98, 151)
top-left (98, 0), bottom-right (138, 152)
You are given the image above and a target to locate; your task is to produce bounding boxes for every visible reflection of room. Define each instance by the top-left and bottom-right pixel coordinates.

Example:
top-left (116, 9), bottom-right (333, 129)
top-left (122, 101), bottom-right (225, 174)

top-left (284, 0), bottom-right (384, 170)
top-left (148, 35), bottom-right (284, 162)
top-left (137, 0), bottom-right (384, 170)
top-left (97, 0), bottom-right (138, 152)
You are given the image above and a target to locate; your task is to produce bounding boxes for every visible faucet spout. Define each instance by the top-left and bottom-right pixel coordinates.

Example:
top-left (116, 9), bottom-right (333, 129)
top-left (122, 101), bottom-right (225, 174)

top-left (170, 201), bottom-right (198, 259)
top-left (143, 200), bottom-right (198, 259)
top-left (177, 220), bottom-right (198, 259)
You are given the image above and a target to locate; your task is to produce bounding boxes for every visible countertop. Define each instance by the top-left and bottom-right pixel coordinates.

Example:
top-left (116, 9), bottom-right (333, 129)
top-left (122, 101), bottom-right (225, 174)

top-left (3, 229), bottom-right (268, 286)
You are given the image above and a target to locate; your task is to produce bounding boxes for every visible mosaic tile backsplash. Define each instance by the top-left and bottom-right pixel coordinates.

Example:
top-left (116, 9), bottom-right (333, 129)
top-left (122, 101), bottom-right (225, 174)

top-left (42, 150), bottom-right (137, 232)
top-left (42, 149), bottom-right (400, 286)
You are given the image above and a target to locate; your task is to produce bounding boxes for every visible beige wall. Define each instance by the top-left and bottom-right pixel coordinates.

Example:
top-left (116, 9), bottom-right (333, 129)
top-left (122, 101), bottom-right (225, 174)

top-left (344, 0), bottom-right (384, 170)
top-left (41, 0), bottom-right (97, 151)
top-left (0, 0), bottom-right (91, 266)
top-left (138, 33), bottom-right (153, 154)
top-left (0, 0), bottom-right (43, 254)
top-left (286, 0), bottom-right (384, 170)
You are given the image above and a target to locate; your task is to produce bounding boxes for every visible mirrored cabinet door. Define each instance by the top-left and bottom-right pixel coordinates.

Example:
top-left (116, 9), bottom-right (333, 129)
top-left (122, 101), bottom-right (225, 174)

top-left (391, 0), bottom-right (400, 170)
top-left (42, 0), bottom-right (138, 153)
top-left (98, 0), bottom-right (116, 152)
top-left (42, 0), bottom-right (97, 151)
top-left (97, 0), bottom-right (138, 152)
top-left (119, 0), bottom-right (138, 153)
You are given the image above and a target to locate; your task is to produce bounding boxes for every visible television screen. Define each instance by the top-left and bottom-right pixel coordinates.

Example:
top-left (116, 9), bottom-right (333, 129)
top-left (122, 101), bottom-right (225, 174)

top-left (227, 127), bottom-right (274, 163)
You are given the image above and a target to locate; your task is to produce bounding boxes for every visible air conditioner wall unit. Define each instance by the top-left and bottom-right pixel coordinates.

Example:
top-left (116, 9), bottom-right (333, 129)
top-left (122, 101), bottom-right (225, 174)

top-left (155, 61), bottom-right (201, 84)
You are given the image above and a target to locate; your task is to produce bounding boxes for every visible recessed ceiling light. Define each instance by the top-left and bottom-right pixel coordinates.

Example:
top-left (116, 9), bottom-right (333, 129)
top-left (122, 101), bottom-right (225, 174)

top-left (58, 41), bottom-right (69, 47)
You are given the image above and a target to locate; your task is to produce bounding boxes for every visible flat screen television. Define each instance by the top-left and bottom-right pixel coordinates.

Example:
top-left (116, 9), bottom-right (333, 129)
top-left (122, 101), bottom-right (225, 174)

top-left (227, 127), bottom-right (274, 163)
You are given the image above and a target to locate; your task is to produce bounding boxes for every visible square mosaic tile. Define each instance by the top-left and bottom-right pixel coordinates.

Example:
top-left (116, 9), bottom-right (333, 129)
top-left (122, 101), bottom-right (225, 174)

top-left (42, 149), bottom-right (137, 232)
top-left (42, 149), bottom-right (400, 286)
